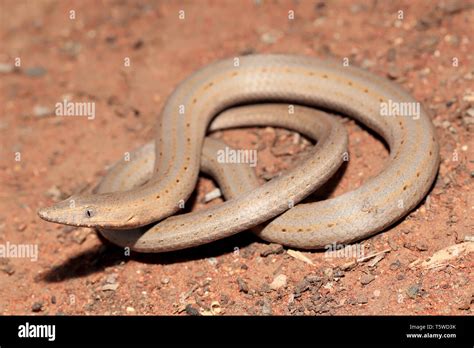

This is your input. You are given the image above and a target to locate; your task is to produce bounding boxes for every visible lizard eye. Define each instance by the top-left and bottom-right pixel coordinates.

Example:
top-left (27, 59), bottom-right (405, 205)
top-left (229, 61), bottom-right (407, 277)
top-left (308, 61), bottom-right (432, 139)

top-left (85, 209), bottom-right (94, 218)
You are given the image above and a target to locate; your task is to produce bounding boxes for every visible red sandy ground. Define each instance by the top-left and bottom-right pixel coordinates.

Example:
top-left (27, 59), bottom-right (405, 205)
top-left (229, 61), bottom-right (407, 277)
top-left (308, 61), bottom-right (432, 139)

top-left (0, 0), bottom-right (472, 315)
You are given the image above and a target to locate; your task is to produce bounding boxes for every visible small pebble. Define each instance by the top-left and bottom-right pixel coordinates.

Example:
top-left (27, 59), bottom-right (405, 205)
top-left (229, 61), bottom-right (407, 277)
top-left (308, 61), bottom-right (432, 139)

top-left (323, 268), bottom-right (333, 279)
top-left (360, 273), bottom-right (375, 285)
top-left (416, 243), bottom-right (428, 251)
top-left (261, 298), bottom-right (273, 315)
top-left (387, 65), bottom-right (401, 80)
top-left (269, 274), bottom-right (287, 290)
top-left (407, 284), bottom-right (420, 299)
top-left (260, 283), bottom-right (271, 293)
top-left (207, 257), bottom-right (218, 266)
top-left (1, 263), bottom-right (15, 275)
top-left (185, 304), bottom-right (200, 316)
top-left (220, 294), bottom-right (229, 305)
top-left (294, 280), bottom-right (310, 297)
top-left (31, 302), bottom-right (43, 312)
top-left (333, 268), bottom-right (345, 278)
top-left (237, 277), bottom-right (249, 293)
top-left (101, 283), bottom-right (119, 291)
top-left (161, 277), bottom-right (170, 284)
top-left (389, 260), bottom-right (401, 271)
top-left (260, 244), bottom-right (284, 257)
top-left (105, 274), bottom-right (118, 284)
top-left (356, 295), bottom-right (368, 304)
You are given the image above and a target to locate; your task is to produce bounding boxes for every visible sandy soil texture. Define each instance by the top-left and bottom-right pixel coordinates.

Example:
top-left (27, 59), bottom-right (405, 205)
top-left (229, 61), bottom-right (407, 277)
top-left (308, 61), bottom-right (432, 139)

top-left (0, 0), bottom-right (473, 315)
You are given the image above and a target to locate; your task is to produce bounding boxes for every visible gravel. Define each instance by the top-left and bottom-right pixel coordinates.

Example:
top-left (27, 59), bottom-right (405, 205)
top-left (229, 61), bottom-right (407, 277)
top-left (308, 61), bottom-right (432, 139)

top-left (294, 274), bottom-right (322, 298)
top-left (260, 244), bottom-right (284, 257)
top-left (407, 284), bottom-right (421, 299)
top-left (237, 277), bottom-right (249, 293)
top-left (31, 302), bottom-right (43, 312)
top-left (261, 298), bottom-right (273, 315)
top-left (185, 304), bottom-right (200, 316)
top-left (389, 260), bottom-right (401, 271)
top-left (360, 274), bottom-right (375, 285)
top-left (269, 274), bottom-right (287, 290)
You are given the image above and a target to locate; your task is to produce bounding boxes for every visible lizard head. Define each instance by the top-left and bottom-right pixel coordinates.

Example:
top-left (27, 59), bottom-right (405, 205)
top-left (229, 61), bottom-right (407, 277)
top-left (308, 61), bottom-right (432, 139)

top-left (37, 193), bottom-right (140, 229)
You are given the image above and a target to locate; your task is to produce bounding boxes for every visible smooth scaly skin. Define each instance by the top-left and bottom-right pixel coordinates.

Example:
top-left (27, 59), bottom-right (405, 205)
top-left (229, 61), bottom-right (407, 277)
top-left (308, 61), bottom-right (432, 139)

top-left (97, 105), bottom-right (348, 251)
top-left (38, 54), bottom-right (440, 250)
